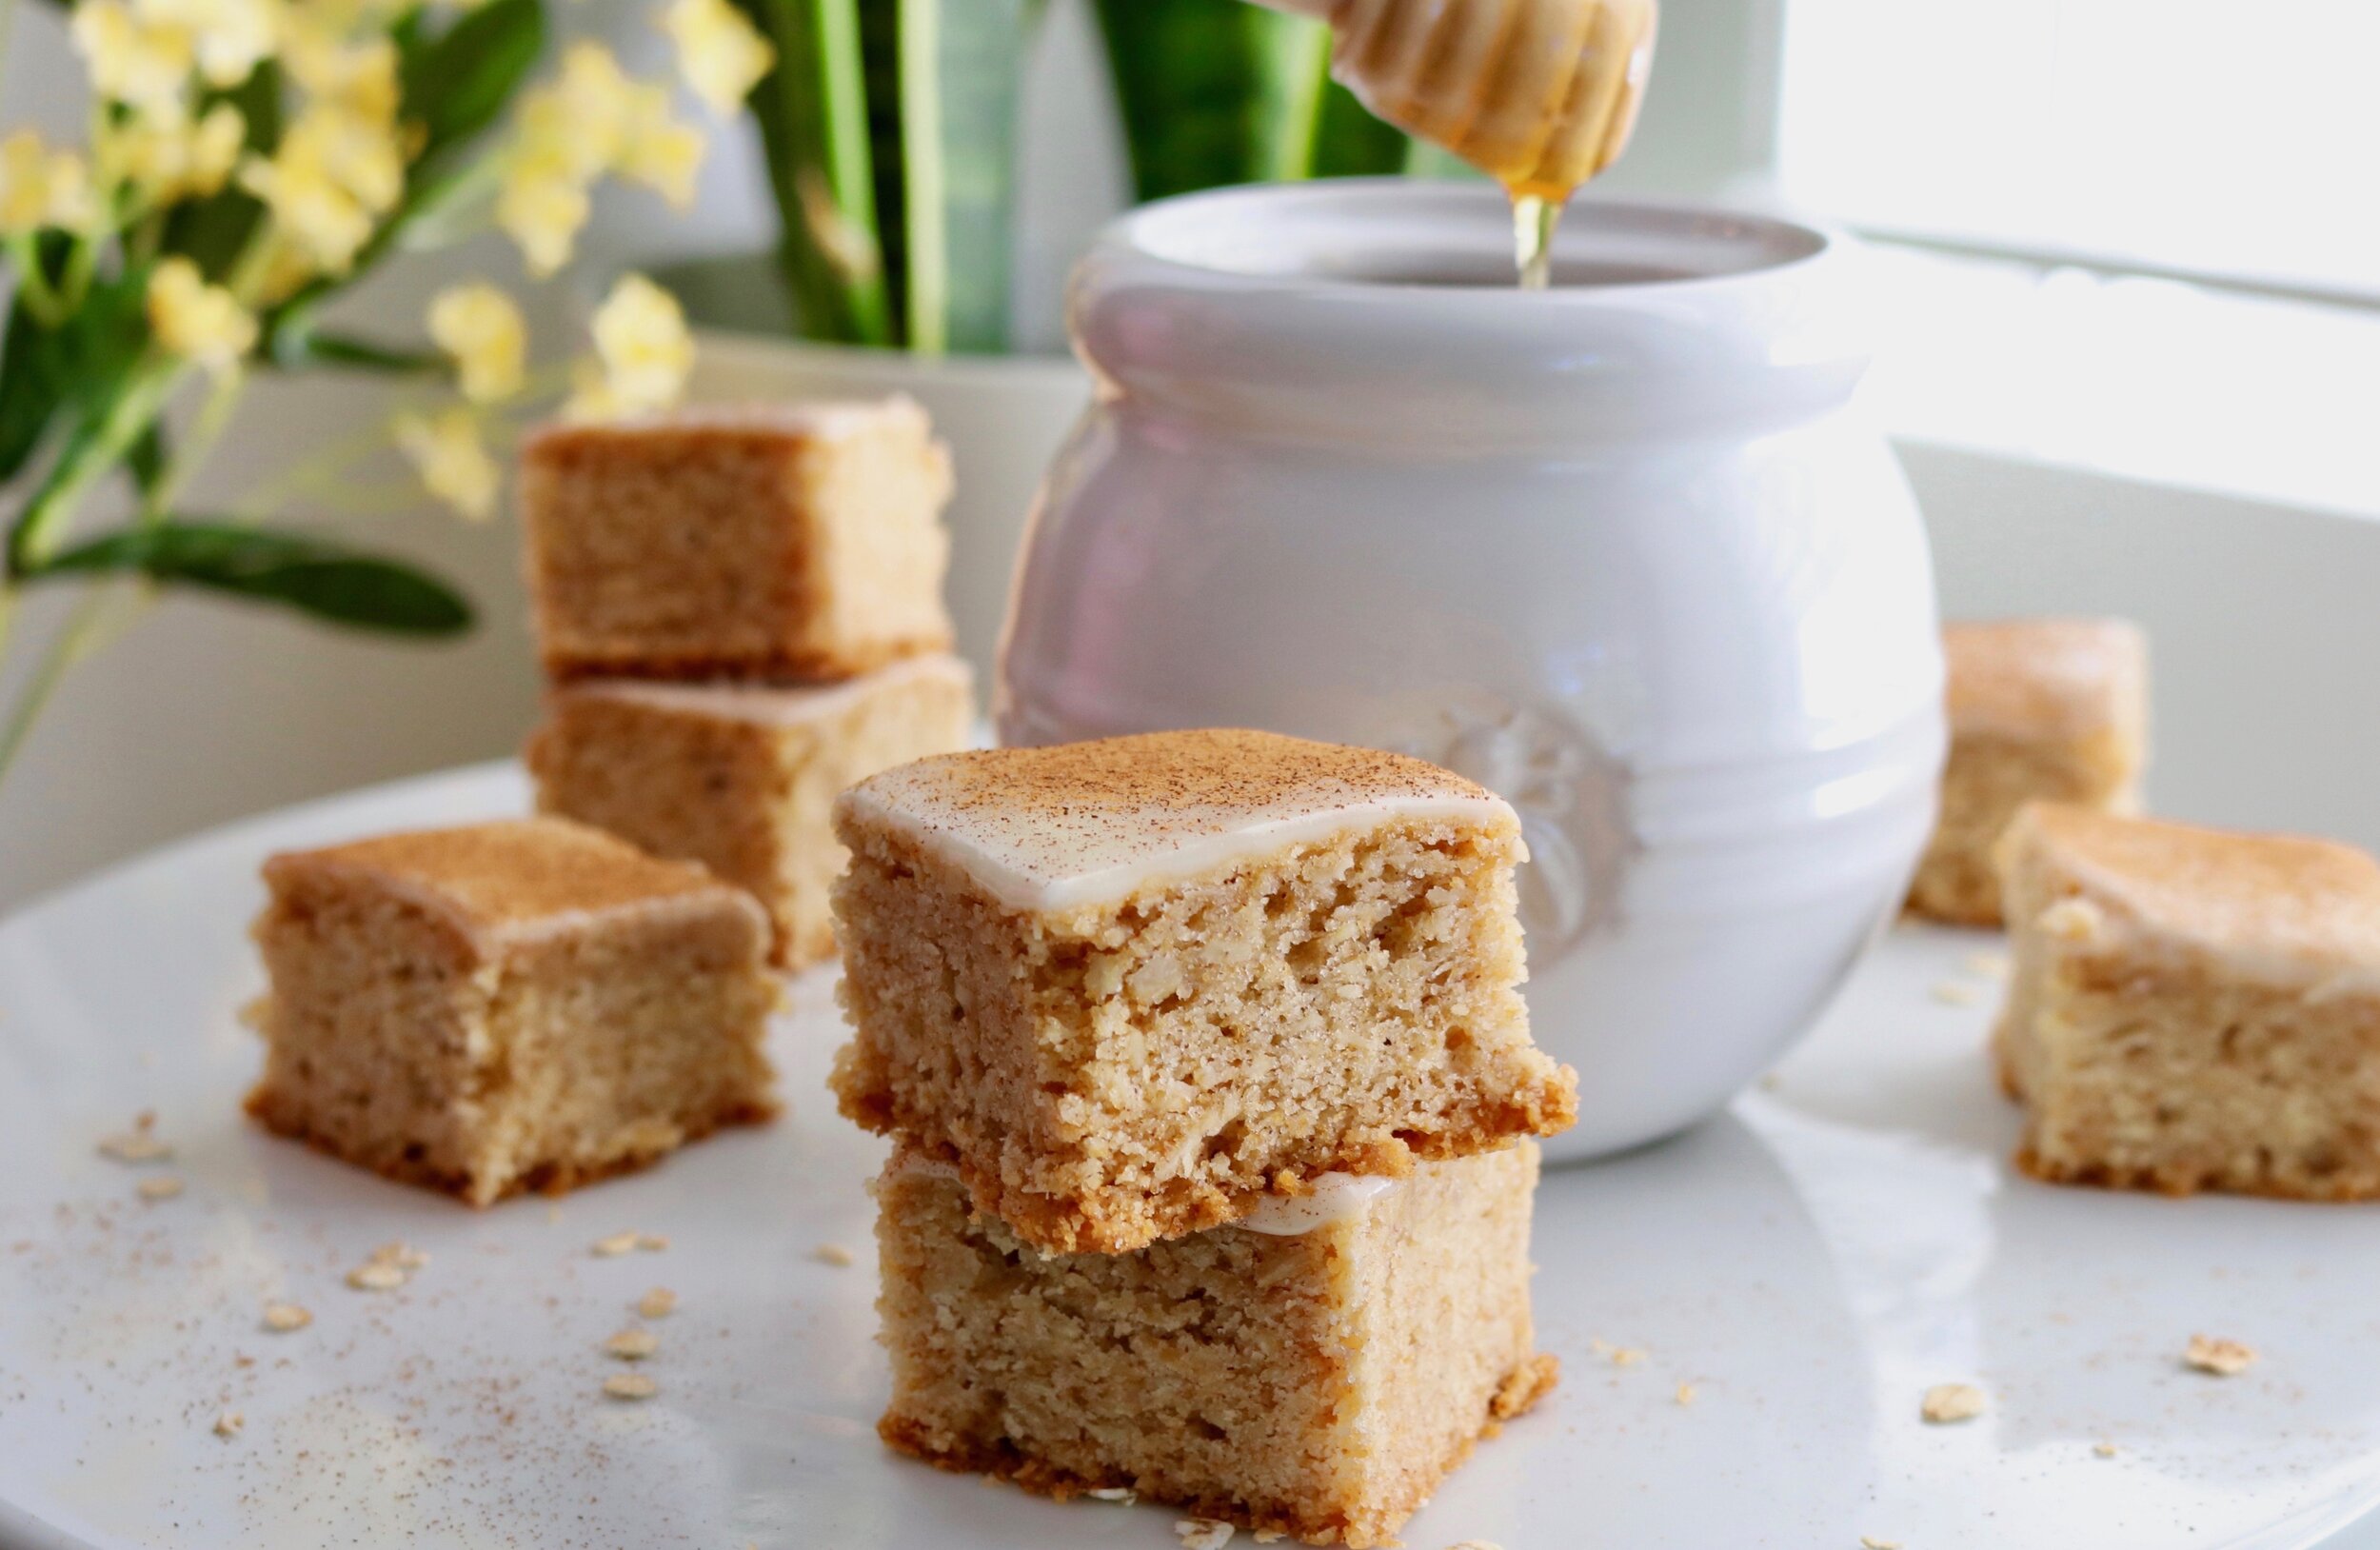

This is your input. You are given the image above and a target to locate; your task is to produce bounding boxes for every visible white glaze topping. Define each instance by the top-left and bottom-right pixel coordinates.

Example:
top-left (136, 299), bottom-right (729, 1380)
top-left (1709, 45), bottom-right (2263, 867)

top-left (562, 653), bottom-right (972, 727)
top-left (1234, 1173), bottom-right (1400, 1236)
top-left (836, 728), bottom-right (1516, 912)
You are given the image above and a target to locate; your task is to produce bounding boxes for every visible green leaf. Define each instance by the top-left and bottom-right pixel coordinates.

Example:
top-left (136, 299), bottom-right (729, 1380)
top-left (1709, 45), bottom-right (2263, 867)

top-left (855, 0), bottom-right (1042, 354)
top-left (732, 0), bottom-right (894, 347)
top-left (30, 523), bottom-right (474, 636)
top-left (268, 329), bottom-right (443, 373)
top-left (125, 422), bottom-right (169, 498)
top-left (1093, 0), bottom-right (1331, 199)
top-left (0, 294), bottom-right (66, 486)
top-left (400, 0), bottom-right (545, 173)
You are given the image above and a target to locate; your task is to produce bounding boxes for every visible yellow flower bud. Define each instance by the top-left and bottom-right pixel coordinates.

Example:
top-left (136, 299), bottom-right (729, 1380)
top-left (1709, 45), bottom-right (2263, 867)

top-left (497, 153), bottom-right (591, 279)
top-left (147, 256), bottom-right (257, 378)
top-left (427, 283), bottom-right (527, 404)
top-left (101, 101), bottom-right (246, 206)
top-left (661, 0), bottom-right (776, 117)
top-left (71, 0), bottom-right (197, 110)
top-left (0, 131), bottom-right (97, 236)
top-left (615, 83), bottom-right (706, 208)
top-left (393, 407), bottom-right (503, 522)
top-left (138, 0), bottom-right (274, 89)
top-left (572, 272), bottom-right (693, 419)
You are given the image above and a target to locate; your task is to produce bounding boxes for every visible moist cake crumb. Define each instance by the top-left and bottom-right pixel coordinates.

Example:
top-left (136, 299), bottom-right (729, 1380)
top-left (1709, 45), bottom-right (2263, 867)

top-left (1610, 1347), bottom-right (1646, 1367)
top-left (874, 1143), bottom-right (1553, 1549)
top-left (591, 1231), bottom-right (642, 1258)
top-left (1860, 1538), bottom-right (1902, 1549)
top-left (636, 1287), bottom-right (678, 1319)
top-left (248, 819), bottom-right (778, 1205)
top-left (1994, 805), bottom-right (2380, 1201)
top-left (2094, 1441), bottom-right (2119, 1458)
top-left (521, 398), bottom-right (956, 682)
top-left (262, 1302), bottom-right (312, 1333)
top-left (134, 1175), bottom-right (184, 1201)
top-left (603, 1329), bottom-right (660, 1360)
top-left (1675, 1382), bottom-right (1696, 1405)
top-left (212, 1409), bottom-right (243, 1440)
top-left (2185, 1335), bottom-right (2257, 1376)
top-left (1909, 618), bottom-right (2149, 926)
top-left (1176, 1520), bottom-right (1235, 1550)
top-left (347, 1262), bottom-right (407, 1292)
top-left (527, 658), bottom-right (974, 968)
top-left (603, 1372), bottom-right (658, 1401)
top-left (814, 1242), bottom-right (856, 1267)
top-left (1920, 1383), bottom-right (1986, 1423)
top-left (831, 729), bottom-right (1577, 1255)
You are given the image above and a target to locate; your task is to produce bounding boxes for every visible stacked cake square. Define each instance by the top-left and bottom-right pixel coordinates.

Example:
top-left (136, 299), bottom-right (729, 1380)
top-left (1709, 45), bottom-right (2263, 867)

top-left (521, 400), bottom-right (975, 967)
top-left (828, 727), bottom-right (1579, 1546)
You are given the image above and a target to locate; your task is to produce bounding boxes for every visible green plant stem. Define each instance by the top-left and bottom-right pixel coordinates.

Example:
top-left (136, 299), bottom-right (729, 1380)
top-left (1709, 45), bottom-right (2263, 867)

top-left (896, 0), bottom-right (946, 356)
top-left (0, 582), bottom-right (116, 786)
top-left (8, 358), bottom-right (185, 574)
top-left (5, 233), bottom-right (66, 328)
top-left (143, 369), bottom-right (247, 523)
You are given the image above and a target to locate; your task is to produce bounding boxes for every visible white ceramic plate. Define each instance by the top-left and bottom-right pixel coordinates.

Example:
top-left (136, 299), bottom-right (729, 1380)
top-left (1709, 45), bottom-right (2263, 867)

top-left (3, 761), bottom-right (2377, 1550)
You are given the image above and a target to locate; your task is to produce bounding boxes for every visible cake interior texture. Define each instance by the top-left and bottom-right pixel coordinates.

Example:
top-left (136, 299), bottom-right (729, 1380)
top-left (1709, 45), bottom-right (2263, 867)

top-left (1910, 617), bottom-right (2147, 926)
top-left (522, 400), bottom-right (953, 680)
top-left (248, 822), bottom-right (779, 1205)
top-left (831, 767), bottom-right (1576, 1254)
top-left (1994, 804), bottom-right (2380, 1201)
top-left (874, 1143), bottom-right (1555, 1548)
top-left (526, 657), bottom-right (974, 968)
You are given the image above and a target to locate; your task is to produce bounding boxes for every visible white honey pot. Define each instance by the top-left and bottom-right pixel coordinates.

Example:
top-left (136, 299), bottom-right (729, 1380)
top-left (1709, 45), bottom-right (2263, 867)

top-left (997, 181), bottom-right (1945, 1162)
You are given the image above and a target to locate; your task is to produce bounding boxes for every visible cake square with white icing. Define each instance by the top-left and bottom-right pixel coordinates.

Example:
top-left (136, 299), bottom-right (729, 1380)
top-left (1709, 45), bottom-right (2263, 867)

top-left (872, 1141), bottom-right (1555, 1548)
top-left (521, 398), bottom-right (955, 682)
top-left (525, 654), bottom-right (974, 968)
top-left (1910, 617), bottom-right (2149, 926)
top-left (1994, 802), bottom-right (2380, 1201)
top-left (826, 728), bottom-right (1577, 1255)
top-left (248, 818), bottom-right (779, 1205)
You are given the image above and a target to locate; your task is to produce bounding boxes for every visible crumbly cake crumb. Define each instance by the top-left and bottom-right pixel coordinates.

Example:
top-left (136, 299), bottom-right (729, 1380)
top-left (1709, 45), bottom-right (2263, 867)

top-left (636, 1287), bottom-right (677, 1319)
top-left (2184, 1335), bottom-right (2257, 1376)
top-left (2093, 1441), bottom-right (2119, 1458)
top-left (262, 1302), bottom-right (312, 1333)
top-left (603, 1329), bottom-right (660, 1361)
top-left (1675, 1382), bottom-right (1696, 1405)
top-left (814, 1242), bottom-right (856, 1267)
top-left (1860, 1538), bottom-right (1902, 1549)
top-left (603, 1372), bottom-right (658, 1401)
top-left (248, 819), bottom-right (778, 1206)
top-left (1176, 1520), bottom-right (1235, 1550)
top-left (134, 1175), bottom-right (184, 1201)
top-left (1920, 1382), bottom-right (1986, 1423)
top-left (874, 1143), bottom-right (1550, 1548)
top-left (521, 397), bottom-right (955, 681)
top-left (591, 1231), bottom-right (643, 1258)
top-left (1909, 617), bottom-right (2148, 926)
top-left (526, 659), bottom-right (974, 968)
top-left (832, 729), bottom-right (1576, 1255)
top-left (97, 1112), bottom-right (171, 1162)
top-left (1930, 981), bottom-right (1982, 1006)
top-left (347, 1262), bottom-right (407, 1292)
top-left (212, 1409), bottom-right (244, 1440)
top-left (1994, 804), bottom-right (2380, 1201)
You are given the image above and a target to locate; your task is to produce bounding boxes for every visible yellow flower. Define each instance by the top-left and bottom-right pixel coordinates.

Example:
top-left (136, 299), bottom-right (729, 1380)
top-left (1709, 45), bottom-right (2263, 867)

top-left (568, 272), bottom-right (692, 419)
top-left (660, 0), bottom-right (775, 116)
top-left (614, 82), bottom-right (705, 208)
top-left (147, 256), bottom-right (257, 377)
top-left (238, 95), bottom-right (406, 277)
top-left (102, 101), bottom-right (246, 206)
top-left (70, 0), bottom-right (196, 111)
top-left (393, 407), bottom-right (503, 521)
top-left (0, 131), bottom-right (97, 235)
top-left (279, 30), bottom-right (402, 125)
top-left (138, 0), bottom-right (275, 89)
top-left (497, 150), bottom-right (590, 279)
top-left (426, 283), bottom-right (526, 404)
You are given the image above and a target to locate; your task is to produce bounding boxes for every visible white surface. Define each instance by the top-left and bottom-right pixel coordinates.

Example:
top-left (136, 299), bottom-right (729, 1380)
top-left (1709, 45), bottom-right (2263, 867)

top-left (1002, 182), bottom-right (1946, 1162)
top-left (5, 761), bottom-right (2379, 1548)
